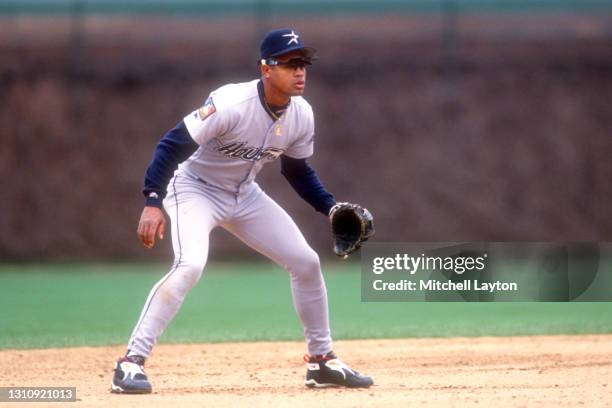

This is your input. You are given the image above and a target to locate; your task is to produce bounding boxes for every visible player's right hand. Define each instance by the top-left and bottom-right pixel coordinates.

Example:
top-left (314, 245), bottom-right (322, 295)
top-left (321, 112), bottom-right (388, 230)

top-left (137, 206), bottom-right (166, 249)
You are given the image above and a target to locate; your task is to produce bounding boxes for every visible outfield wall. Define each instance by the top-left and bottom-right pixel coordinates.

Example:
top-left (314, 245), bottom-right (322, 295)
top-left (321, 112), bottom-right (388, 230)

top-left (1, 12), bottom-right (611, 260)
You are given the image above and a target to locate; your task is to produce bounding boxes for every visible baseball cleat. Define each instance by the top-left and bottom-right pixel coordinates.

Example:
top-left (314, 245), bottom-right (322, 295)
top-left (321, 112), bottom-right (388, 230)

top-left (111, 355), bottom-right (152, 394)
top-left (304, 351), bottom-right (373, 388)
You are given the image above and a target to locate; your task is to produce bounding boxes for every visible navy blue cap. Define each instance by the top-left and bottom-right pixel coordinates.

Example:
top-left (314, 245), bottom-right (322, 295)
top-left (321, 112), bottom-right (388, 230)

top-left (260, 28), bottom-right (317, 60)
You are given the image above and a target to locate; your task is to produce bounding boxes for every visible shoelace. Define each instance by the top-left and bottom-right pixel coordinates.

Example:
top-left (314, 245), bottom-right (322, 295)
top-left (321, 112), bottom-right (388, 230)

top-left (303, 351), bottom-right (337, 363)
top-left (113, 355), bottom-right (146, 373)
top-left (124, 355), bottom-right (146, 366)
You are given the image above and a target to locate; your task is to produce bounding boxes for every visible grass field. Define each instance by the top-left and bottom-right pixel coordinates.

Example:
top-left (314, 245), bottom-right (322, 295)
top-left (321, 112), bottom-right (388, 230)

top-left (1, 262), bottom-right (611, 349)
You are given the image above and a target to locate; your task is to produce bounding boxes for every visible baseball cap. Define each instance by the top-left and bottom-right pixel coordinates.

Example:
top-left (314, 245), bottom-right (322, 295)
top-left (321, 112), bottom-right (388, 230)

top-left (260, 28), bottom-right (317, 61)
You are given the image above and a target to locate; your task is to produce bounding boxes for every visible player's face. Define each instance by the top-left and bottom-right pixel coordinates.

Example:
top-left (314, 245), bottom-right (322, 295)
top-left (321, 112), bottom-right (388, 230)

top-left (267, 51), bottom-right (308, 97)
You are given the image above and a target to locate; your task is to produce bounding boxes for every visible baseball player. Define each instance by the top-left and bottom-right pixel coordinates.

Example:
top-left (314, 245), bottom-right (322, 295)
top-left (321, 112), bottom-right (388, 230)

top-left (111, 28), bottom-right (373, 394)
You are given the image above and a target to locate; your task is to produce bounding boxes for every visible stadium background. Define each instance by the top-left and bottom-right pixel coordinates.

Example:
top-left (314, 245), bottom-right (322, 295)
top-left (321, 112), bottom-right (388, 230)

top-left (1, 0), bottom-right (611, 260)
top-left (0, 2), bottom-right (611, 406)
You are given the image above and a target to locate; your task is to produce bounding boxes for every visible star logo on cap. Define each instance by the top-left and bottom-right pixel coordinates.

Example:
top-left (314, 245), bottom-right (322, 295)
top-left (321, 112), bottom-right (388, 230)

top-left (282, 30), bottom-right (299, 45)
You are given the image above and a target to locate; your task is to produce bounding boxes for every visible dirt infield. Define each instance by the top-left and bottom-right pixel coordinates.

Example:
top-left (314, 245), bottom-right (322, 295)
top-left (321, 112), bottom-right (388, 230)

top-left (1, 335), bottom-right (611, 407)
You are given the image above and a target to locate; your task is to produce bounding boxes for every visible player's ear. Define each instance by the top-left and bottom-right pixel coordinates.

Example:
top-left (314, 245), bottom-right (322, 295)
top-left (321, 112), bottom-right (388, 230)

top-left (260, 60), bottom-right (272, 78)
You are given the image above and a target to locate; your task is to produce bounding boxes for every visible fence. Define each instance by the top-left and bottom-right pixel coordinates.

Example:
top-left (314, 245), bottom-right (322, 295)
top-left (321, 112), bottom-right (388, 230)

top-left (1, 2), bottom-right (611, 260)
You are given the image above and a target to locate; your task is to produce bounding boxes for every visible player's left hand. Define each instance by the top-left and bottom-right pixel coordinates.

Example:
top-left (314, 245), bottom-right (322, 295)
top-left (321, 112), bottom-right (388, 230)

top-left (329, 202), bottom-right (375, 258)
top-left (137, 206), bottom-right (166, 249)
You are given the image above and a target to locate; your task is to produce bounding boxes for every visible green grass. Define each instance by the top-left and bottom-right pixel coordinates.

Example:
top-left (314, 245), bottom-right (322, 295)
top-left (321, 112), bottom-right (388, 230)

top-left (0, 263), bottom-right (611, 349)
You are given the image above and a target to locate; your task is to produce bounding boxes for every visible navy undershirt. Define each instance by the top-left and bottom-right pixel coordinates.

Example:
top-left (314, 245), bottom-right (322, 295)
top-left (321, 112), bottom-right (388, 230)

top-left (143, 121), bottom-right (198, 208)
top-left (143, 120), bottom-right (336, 215)
top-left (280, 155), bottom-right (336, 215)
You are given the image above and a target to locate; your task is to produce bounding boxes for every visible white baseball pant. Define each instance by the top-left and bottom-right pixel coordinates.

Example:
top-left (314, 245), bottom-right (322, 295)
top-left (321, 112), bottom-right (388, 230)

top-left (127, 173), bottom-right (332, 357)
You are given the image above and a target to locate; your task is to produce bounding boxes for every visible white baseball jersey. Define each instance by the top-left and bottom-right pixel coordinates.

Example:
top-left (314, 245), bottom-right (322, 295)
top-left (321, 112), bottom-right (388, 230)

top-left (181, 79), bottom-right (315, 194)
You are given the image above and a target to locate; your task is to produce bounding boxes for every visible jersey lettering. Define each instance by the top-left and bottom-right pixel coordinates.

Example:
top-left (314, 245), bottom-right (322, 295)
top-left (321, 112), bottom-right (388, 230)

top-left (216, 142), bottom-right (284, 162)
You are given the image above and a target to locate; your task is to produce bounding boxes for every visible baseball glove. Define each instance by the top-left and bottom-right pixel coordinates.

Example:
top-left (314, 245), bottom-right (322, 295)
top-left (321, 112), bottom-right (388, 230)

top-left (329, 202), bottom-right (375, 258)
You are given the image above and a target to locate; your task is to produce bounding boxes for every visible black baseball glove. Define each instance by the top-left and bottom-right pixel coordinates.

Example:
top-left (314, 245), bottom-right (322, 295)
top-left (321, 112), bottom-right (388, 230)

top-left (329, 202), bottom-right (375, 258)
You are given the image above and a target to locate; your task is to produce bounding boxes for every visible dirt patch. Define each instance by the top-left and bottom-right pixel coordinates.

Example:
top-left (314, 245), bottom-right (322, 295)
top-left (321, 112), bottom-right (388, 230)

top-left (1, 336), bottom-right (611, 407)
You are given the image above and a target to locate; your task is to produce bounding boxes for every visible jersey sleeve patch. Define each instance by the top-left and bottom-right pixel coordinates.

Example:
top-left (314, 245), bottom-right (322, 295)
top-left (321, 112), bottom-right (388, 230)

top-left (197, 97), bottom-right (216, 121)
